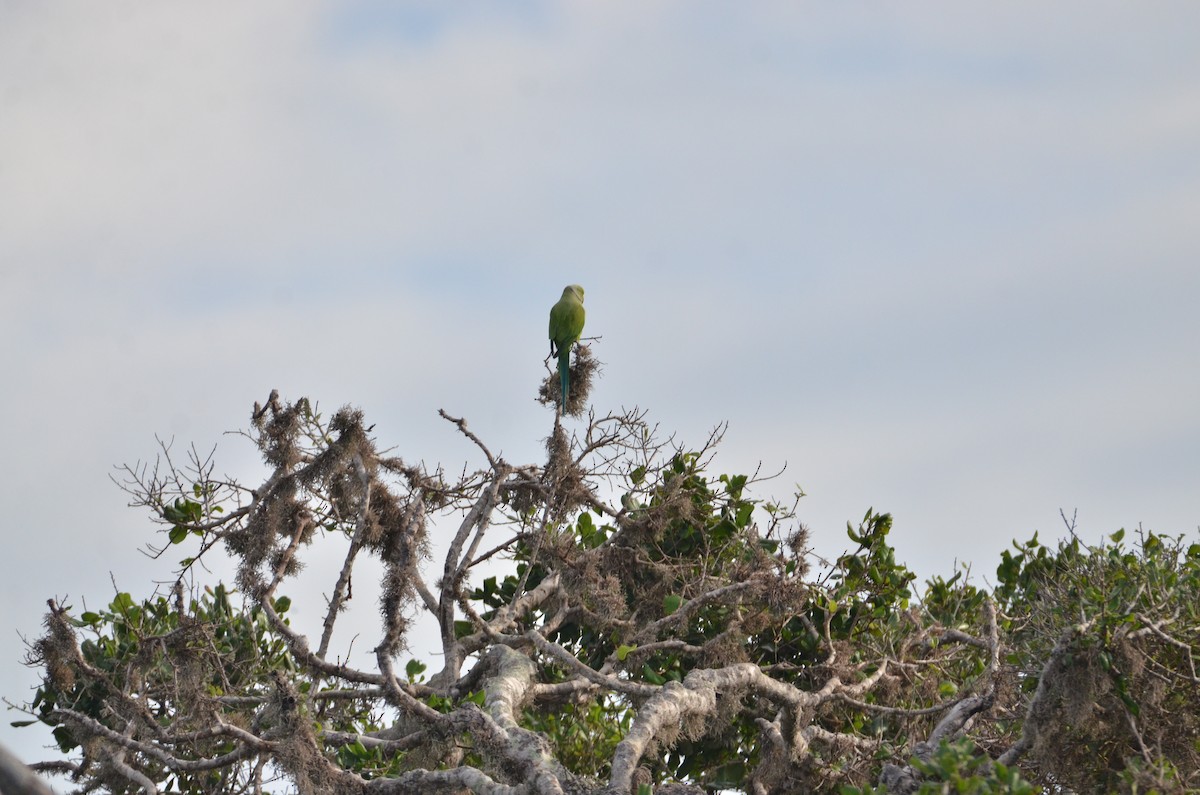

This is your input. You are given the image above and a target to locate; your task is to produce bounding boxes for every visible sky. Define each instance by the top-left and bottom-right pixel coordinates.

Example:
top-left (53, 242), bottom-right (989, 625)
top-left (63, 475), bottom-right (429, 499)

top-left (2, 0), bottom-right (1199, 769)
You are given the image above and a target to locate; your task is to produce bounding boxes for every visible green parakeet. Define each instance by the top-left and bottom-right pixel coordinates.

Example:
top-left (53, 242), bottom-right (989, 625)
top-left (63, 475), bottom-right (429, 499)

top-left (548, 284), bottom-right (586, 412)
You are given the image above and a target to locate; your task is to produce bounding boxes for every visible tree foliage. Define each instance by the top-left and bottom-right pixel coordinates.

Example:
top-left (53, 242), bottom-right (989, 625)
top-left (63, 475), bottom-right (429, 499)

top-left (12, 379), bottom-right (1200, 794)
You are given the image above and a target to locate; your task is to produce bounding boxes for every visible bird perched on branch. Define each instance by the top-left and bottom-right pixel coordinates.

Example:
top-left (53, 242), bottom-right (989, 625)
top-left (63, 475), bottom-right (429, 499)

top-left (548, 285), bottom-right (586, 413)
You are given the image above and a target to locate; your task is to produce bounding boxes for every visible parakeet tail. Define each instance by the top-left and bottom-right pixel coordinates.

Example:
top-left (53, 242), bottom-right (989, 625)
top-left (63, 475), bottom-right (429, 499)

top-left (558, 349), bottom-right (570, 412)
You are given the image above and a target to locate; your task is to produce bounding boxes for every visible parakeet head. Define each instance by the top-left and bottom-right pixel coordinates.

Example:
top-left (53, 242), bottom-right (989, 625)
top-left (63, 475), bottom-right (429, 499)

top-left (564, 285), bottom-right (585, 302)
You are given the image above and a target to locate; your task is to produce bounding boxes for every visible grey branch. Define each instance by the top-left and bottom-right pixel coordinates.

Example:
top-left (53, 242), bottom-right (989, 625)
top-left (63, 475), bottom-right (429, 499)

top-left (607, 662), bottom-right (885, 793)
top-left (0, 742), bottom-right (56, 795)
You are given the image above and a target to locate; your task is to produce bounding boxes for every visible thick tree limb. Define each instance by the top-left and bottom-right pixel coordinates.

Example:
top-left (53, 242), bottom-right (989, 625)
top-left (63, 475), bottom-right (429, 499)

top-left (607, 663), bottom-right (882, 793)
top-left (0, 742), bottom-right (56, 795)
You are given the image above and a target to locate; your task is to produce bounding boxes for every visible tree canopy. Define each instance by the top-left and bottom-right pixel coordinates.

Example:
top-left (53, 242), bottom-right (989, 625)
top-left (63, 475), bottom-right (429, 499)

top-left (11, 366), bottom-right (1200, 794)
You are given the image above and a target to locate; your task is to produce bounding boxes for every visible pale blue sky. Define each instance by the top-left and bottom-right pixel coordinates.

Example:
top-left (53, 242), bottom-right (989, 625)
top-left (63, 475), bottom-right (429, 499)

top-left (2, 1), bottom-right (1199, 767)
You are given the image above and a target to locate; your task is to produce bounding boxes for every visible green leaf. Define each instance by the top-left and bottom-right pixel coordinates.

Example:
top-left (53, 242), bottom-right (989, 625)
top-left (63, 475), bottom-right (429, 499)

top-left (10, 720), bottom-right (36, 728)
top-left (1119, 690), bottom-right (1141, 717)
top-left (642, 665), bottom-right (666, 686)
top-left (630, 465), bottom-right (646, 486)
top-left (405, 659), bottom-right (427, 681)
top-left (169, 525), bottom-right (188, 545)
top-left (616, 644), bottom-right (637, 661)
top-left (663, 594), bottom-right (683, 615)
top-left (52, 726), bottom-right (76, 753)
top-left (273, 596), bottom-right (291, 614)
top-left (1110, 528), bottom-right (1125, 543)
